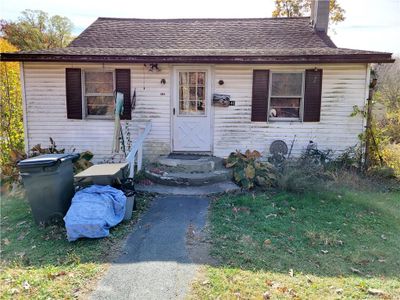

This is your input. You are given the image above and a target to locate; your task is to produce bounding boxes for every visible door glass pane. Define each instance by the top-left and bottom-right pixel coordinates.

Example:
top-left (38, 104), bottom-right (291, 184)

top-left (189, 87), bottom-right (196, 100)
top-left (189, 72), bottom-right (197, 85)
top-left (271, 73), bottom-right (303, 96)
top-left (198, 72), bottom-right (205, 85)
top-left (179, 72), bottom-right (188, 85)
top-left (178, 71), bottom-right (206, 115)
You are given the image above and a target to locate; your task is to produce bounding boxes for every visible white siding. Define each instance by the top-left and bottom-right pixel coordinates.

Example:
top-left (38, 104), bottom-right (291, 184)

top-left (213, 64), bottom-right (367, 157)
top-left (22, 62), bottom-right (367, 162)
top-left (22, 62), bottom-right (171, 162)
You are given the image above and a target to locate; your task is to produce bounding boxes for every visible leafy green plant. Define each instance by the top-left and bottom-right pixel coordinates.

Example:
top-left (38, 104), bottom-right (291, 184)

top-left (1, 138), bottom-right (94, 193)
top-left (0, 39), bottom-right (24, 169)
top-left (225, 150), bottom-right (277, 189)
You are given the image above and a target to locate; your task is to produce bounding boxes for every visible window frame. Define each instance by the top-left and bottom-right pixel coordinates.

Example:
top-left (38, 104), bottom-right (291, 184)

top-left (82, 69), bottom-right (116, 120)
top-left (267, 71), bottom-right (305, 122)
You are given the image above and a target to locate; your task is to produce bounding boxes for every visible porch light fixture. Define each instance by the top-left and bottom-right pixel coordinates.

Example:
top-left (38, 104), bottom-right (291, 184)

top-left (147, 63), bottom-right (161, 72)
top-left (161, 78), bottom-right (166, 85)
top-left (218, 80), bottom-right (224, 85)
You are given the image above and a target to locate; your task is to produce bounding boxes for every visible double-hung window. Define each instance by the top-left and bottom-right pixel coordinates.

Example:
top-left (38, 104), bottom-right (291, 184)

top-left (269, 72), bottom-right (304, 121)
top-left (84, 70), bottom-right (115, 118)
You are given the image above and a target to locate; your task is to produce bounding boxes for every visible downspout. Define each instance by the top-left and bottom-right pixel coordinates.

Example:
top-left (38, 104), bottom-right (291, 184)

top-left (20, 62), bottom-right (29, 154)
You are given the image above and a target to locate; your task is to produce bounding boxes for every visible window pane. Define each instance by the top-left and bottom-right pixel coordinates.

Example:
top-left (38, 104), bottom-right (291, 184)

top-left (85, 71), bottom-right (113, 93)
top-left (197, 100), bottom-right (205, 111)
top-left (197, 72), bottom-right (205, 85)
top-left (85, 82), bottom-right (113, 93)
top-left (85, 72), bottom-right (113, 83)
top-left (270, 97), bottom-right (300, 118)
top-left (197, 87), bottom-right (205, 100)
top-left (87, 96), bottom-right (114, 116)
top-left (179, 72), bottom-right (188, 85)
top-left (189, 87), bottom-right (196, 100)
top-left (189, 72), bottom-right (197, 85)
top-left (271, 73), bottom-right (303, 96)
top-left (180, 86), bottom-right (189, 100)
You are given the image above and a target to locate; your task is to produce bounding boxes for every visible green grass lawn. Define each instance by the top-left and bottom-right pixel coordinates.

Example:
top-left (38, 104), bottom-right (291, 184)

top-left (191, 183), bottom-right (400, 299)
top-left (0, 191), bottom-right (152, 299)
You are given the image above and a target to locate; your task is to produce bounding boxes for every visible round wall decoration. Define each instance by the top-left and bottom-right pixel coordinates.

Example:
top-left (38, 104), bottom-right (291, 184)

top-left (269, 140), bottom-right (288, 156)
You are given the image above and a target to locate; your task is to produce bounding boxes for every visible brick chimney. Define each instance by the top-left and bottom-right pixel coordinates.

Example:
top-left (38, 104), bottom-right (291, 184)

top-left (311, 0), bottom-right (330, 33)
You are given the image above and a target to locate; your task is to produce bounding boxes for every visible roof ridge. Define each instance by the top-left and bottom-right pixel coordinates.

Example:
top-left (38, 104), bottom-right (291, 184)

top-left (96, 16), bottom-right (311, 21)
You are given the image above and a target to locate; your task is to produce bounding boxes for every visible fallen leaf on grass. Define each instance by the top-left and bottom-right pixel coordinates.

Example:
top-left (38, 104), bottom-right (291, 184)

top-left (265, 280), bottom-right (273, 287)
top-left (321, 250), bottom-right (329, 254)
top-left (16, 220), bottom-right (27, 227)
top-left (381, 234), bottom-right (387, 240)
top-left (367, 288), bottom-right (386, 296)
top-left (17, 232), bottom-right (28, 241)
top-left (263, 291), bottom-right (271, 299)
top-left (10, 288), bottom-right (19, 295)
top-left (335, 288), bottom-right (343, 294)
top-left (351, 267), bottom-right (362, 274)
top-left (48, 271), bottom-right (67, 280)
top-left (22, 281), bottom-right (30, 290)
top-left (263, 239), bottom-right (271, 247)
top-left (289, 269), bottom-right (294, 277)
top-left (378, 258), bottom-right (386, 263)
top-left (265, 214), bottom-right (277, 219)
top-left (3, 238), bottom-right (10, 246)
top-left (16, 252), bottom-right (26, 258)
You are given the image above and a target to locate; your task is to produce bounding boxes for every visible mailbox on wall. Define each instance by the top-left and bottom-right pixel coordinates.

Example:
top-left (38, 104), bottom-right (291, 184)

top-left (212, 94), bottom-right (235, 107)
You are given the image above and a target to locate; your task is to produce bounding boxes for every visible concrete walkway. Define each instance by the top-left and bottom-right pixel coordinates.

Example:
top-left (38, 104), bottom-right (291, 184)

top-left (90, 195), bottom-right (209, 300)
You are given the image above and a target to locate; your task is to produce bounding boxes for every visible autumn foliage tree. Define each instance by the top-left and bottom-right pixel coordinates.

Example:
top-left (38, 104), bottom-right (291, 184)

top-left (0, 10), bottom-right (73, 51)
top-left (0, 38), bottom-right (24, 169)
top-left (272, 0), bottom-right (345, 25)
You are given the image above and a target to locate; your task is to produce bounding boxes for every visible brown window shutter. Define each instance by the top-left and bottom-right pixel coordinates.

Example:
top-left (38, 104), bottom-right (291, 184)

top-left (65, 68), bottom-right (82, 119)
top-left (303, 69), bottom-right (323, 122)
top-left (116, 69), bottom-right (131, 120)
top-left (251, 70), bottom-right (270, 122)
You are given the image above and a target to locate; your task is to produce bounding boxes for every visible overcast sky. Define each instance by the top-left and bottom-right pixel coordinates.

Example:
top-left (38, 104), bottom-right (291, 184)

top-left (1, 0), bottom-right (399, 54)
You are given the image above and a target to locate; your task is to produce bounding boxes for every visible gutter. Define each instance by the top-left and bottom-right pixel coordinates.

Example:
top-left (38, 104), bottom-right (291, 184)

top-left (1, 53), bottom-right (395, 64)
top-left (20, 62), bottom-right (30, 154)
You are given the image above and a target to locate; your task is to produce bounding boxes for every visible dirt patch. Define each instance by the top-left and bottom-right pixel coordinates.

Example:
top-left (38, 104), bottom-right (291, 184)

top-left (186, 220), bottom-right (218, 266)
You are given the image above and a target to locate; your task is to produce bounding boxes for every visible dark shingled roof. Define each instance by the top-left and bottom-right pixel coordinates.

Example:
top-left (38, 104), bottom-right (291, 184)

top-left (70, 17), bottom-right (334, 50)
top-left (0, 17), bottom-right (393, 63)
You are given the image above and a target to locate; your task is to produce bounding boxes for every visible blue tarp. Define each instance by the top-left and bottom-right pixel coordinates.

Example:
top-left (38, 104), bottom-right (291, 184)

top-left (64, 185), bottom-right (126, 242)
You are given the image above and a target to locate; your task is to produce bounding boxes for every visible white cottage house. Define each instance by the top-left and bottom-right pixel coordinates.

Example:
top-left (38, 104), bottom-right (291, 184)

top-left (1, 2), bottom-right (394, 164)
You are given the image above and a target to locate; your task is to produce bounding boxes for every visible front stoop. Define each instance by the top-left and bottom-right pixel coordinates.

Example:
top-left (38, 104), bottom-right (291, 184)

top-left (136, 154), bottom-right (240, 196)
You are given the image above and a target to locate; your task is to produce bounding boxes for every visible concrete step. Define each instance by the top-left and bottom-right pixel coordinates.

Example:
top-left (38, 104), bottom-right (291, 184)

top-left (157, 155), bottom-right (224, 173)
top-left (145, 169), bottom-right (232, 186)
top-left (136, 181), bottom-right (240, 196)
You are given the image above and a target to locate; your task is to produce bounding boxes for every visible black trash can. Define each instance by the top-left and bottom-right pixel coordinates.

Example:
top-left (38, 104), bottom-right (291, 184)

top-left (18, 153), bottom-right (79, 225)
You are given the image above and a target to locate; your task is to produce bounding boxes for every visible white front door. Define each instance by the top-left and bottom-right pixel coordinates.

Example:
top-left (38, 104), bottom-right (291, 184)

top-left (172, 68), bottom-right (212, 152)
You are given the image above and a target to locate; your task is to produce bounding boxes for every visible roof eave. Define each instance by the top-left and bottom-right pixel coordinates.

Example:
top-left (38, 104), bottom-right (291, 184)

top-left (0, 53), bottom-right (395, 64)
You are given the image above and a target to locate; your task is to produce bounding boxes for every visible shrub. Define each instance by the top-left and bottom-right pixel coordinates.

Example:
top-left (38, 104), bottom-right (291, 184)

top-left (277, 158), bottom-right (333, 193)
top-left (225, 150), bottom-right (277, 189)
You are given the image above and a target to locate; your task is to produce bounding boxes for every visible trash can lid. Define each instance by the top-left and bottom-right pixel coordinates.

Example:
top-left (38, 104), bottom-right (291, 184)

top-left (18, 153), bottom-right (79, 168)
